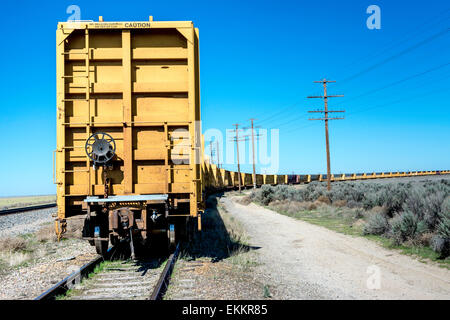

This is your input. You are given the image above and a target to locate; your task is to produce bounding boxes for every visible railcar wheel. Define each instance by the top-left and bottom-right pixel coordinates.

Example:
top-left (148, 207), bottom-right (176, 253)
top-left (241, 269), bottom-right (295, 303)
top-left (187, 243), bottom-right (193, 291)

top-left (95, 239), bottom-right (108, 256)
top-left (94, 225), bottom-right (108, 256)
top-left (167, 224), bottom-right (176, 252)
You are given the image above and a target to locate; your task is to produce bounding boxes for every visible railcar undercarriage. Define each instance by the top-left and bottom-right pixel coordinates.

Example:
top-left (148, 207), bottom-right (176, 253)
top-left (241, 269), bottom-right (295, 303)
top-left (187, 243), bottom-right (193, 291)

top-left (81, 194), bottom-right (193, 257)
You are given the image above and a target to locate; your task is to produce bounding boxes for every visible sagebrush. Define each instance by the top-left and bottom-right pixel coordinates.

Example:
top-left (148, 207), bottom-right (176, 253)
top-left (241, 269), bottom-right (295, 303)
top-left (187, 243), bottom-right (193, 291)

top-left (249, 179), bottom-right (450, 258)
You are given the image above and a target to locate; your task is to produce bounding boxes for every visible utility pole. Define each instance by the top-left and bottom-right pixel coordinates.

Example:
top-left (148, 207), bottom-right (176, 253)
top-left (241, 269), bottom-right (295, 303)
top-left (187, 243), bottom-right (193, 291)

top-left (209, 140), bottom-right (214, 164)
top-left (230, 123), bottom-right (247, 193)
top-left (307, 79), bottom-right (345, 191)
top-left (216, 140), bottom-right (220, 169)
top-left (249, 118), bottom-right (257, 189)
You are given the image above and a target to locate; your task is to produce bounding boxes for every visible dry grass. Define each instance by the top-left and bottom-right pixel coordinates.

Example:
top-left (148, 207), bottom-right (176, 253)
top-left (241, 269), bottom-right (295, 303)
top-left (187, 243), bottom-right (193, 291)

top-left (236, 195), bottom-right (252, 206)
top-left (418, 232), bottom-right (434, 247)
top-left (268, 199), bottom-right (320, 213)
top-left (0, 219), bottom-right (86, 271)
top-left (333, 199), bottom-right (347, 207)
top-left (316, 195), bottom-right (331, 205)
top-left (36, 225), bottom-right (57, 242)
top-left (34, 218), bottom-right (84, 242)
top-left (0, 195), bottom-right (55, 209)
top-left (0, 237), bottom-right (29, 268)
top-left (0, 237), bottom-right (27, 252)
top-left (64, 218), bottom-right (84, 239)
top-left (0, 251), bottom-right (30, 268)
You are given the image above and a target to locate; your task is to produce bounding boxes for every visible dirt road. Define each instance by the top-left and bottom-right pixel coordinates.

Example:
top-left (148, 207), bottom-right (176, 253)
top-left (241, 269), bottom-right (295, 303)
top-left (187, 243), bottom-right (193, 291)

top-left (221, 196), bottom-right (450, 300)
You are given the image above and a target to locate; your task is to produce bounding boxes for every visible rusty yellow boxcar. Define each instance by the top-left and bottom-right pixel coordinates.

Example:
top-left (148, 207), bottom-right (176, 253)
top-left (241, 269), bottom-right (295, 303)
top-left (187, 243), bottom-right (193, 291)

top-left (55, 17), bottom-right (202, 256)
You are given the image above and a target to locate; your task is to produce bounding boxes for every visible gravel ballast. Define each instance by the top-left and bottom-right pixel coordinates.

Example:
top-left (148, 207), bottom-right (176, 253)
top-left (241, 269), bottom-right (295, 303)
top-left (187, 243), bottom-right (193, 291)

top-left (0, 208), bottom-right (56, 238)
top-left (0, 208), bottom-right (98, 300)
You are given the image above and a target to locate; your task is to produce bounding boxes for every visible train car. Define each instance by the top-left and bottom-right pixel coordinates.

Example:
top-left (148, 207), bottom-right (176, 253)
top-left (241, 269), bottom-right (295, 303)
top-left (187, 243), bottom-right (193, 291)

top-left (55, 17), bottom-right (201, 256)
top-left (222, 170), bottom-right (233, 188)
top-left (264, 175), bottom-right (275, 184)
top-left (287, 175), bottom-right (298, 184)
top-left (255, 174), bottom-right (264, 186)
top-left (243, 173), bottom-right (253, 187)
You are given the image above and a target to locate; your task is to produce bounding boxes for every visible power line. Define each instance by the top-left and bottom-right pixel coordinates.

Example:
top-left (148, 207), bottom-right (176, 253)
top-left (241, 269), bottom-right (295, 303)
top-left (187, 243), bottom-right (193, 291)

top-left (338, 61), bottom-right (450, 105)
top-left (337, 28), bottom-right (450, 86)
top-left (339, 9), bottom-right (450, 71)
top-left (307, 79), bottom-right (345, 191)
top-left (240, 16), bottom-right (449, 130)
top-left (282, 77), bottom-right (450, 135)
top-left (256, 100), bottom-right (303, 125)
top-left (263, 61), bottom-right (450, 132)
top-left (256, 21), bottom-right (449, 125)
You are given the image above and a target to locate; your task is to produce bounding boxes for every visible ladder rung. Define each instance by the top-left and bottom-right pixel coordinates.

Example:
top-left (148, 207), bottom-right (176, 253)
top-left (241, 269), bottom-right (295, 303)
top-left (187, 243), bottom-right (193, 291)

top-left (62, 51), bottom-right (88, 55)
top-left (62, 99), bottom-right (89, 102)
top-left (62, 169), bottom-right (89, 173)
top-left (62, 75), bottom-right (89, 78)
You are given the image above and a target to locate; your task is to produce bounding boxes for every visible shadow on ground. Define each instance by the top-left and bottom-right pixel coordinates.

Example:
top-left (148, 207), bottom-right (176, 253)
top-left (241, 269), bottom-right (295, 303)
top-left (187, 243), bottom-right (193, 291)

top-left (182, 194), bottom-right (260, 262)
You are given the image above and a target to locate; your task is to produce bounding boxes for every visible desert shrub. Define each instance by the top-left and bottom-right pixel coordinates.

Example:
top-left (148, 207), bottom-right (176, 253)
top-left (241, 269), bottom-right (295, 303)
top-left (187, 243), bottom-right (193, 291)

top-left (423, 192), bottom-right (446, 229)
top-left (346, 199), bottom-right (362, 208)
top-left (431, 235), bottom-right (450, 258)
top-left (287, 201), bottom-right (304, 215)
top-left (328, 185), bottom-right (348, 202)
top-left (378, 184), bottom-right (409, 215)
top-left (291, 191), bottom-right (306, 202)
top-left (317, 195), bottom-right (331, 205)
top-left (363, 213), bottom-right (389, 235)
top-left (369, 206), bottom-right (387, 216)
top-left (362, 192), bottom-right (379, 210)
top-left (353, 208), bottom-right (365, 219)
top-left (306, 202), bottom-right (317, 210)
top-left (440, 196), bottom-right (450, 217)
top-left (436, 199), bottom-right (450, 239)
top-left (390, 211), bottom-right (427, 244)
top-left (303, 182), bottom-right (326, 201)
top-left (402, 187), bottom-right (425, 219)
top-left (253, 184), bottom-right (275, 205)
top-left (0, 237), bottom-right (27, 252)
top-left (268, 200), bottom-right (290, 213)
top-left (417, 232), bottom-right (434, 246)
top-left (273, 185), bottom-right (291, 201)
top-left (268, 200), bottom-right (281, 210)
top-left (333, 199), bottom-right (347, 207)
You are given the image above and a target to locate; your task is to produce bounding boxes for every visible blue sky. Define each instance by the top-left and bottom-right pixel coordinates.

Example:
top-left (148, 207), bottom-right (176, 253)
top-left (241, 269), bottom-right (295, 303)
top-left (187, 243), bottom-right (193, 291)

top-left (0, 0), bottom-right (449, 196)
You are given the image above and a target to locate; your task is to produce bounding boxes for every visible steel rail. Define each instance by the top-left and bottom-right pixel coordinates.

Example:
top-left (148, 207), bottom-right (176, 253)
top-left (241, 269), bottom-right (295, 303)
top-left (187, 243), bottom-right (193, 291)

top-left (34, 255), bottom-right (103, 300)
top-left (0, 203), bottom-right (57, 216)
top-left (35, 242), bottom-right (180, 300)
top-left (150, 243), bottom-right (181, 300)
top-left (0, 203), bottom-right (56, 216)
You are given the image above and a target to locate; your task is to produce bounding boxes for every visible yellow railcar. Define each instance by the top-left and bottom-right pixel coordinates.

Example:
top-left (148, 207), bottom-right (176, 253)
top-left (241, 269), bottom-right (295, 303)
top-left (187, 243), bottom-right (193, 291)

top-left (55, 17), bottom-right (201, 255)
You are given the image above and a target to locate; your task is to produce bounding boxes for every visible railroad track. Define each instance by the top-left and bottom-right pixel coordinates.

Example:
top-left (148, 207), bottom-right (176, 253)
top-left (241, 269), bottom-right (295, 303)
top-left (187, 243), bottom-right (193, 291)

top-left (35, 244), bottom-right (180, 300)
top-left (0, 203), bottom-right (57, 216)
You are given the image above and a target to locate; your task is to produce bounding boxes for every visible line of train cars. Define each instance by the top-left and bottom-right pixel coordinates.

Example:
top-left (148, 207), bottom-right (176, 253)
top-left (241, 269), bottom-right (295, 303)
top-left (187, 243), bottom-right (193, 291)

top-left (202, 165), bottom-right (450, 191)
top-left (55, 17), bottom-right (449, 256)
